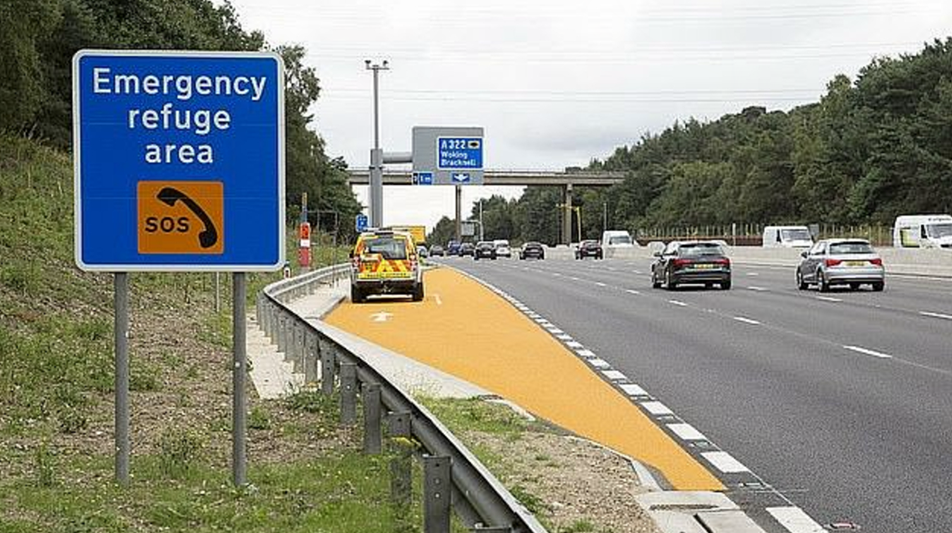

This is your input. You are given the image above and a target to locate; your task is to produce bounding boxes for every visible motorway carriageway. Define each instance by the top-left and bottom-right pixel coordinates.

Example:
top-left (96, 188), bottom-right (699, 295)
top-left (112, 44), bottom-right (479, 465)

top-left (440, 255), bottom-right (952, 533)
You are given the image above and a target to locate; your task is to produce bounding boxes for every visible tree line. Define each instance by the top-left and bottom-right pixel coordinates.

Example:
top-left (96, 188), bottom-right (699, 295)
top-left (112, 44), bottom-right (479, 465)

top-left (459, 39), bottom-right (952, 245)
top-left (0, 0), bottom-right (361, 236)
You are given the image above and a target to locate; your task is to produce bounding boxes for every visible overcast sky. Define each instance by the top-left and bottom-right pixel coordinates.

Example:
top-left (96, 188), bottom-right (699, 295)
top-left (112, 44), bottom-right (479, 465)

top-left (216, 0), bottom-right (952, 231)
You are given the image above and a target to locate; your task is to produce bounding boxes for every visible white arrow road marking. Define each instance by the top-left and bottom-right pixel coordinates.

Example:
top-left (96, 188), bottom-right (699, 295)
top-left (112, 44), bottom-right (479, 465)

top-left (816, 296), bottom-right (842, 302)
top-left (766, 507), bottom-right (827, 533)
top-left (844, 345), bottom-right (893, 359)
top-left (370, 311), bottom-right (393, 323)
top-left (920, 311), bottom-right (952, 321)
top-left (733, 316), bottom-right (761, 325)
top-left (668, 300), bottom-right (687, 307)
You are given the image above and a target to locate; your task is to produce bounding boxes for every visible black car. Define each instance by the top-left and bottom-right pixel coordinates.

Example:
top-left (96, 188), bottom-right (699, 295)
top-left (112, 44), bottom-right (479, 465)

top-left (429, 244), bottom-right (445, 257)
top-left (651, 241), bottom-right (731, 290)
top-left (519, 242), bottom-right (545, 260)
top-left (575, 240), bottom-right (603, 259)
top-left (474, 241), bottom-right (497, 260)
top-left (459, 242), bottom-right (475, 257)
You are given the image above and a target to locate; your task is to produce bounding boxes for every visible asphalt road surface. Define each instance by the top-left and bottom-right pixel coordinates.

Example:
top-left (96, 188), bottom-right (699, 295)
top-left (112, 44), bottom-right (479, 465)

top-left (444, 254), bottom-right (952, 533)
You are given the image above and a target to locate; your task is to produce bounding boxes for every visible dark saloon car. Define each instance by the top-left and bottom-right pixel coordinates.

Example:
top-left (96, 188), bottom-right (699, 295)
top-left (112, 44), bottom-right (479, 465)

top-left (446, 240), bottom-right (461, 256)
top-left (575, 240), bottom-right (603, 260)
top-left (519, 242), bottom-right (545, 260)
top-left (474, 241), bottom-right (497, 260)
top-left (651, 241), bottom-right (731, 290)
top-left (459, 242), bottom-right (475, 257)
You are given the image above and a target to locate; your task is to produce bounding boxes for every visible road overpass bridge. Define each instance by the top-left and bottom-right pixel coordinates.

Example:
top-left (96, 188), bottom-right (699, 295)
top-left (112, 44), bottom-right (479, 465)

top-left (347, 169), bottom-right (628, 244)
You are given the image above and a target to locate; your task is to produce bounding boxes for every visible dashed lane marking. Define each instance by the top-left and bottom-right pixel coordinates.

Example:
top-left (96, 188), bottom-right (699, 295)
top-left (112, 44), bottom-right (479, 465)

top-left (843, 345), bottom-right (893, 359)
top-left (668, 423), bottom-right (708, 441)
top-left (747, 286), bottom-right (768, 292)
top-left (668, 300), bottom-right (688, 307)
top-left (747, 272), bottom-right (760, 276)
top-left (766, 506), bottom-right (828, 533)
top-left (816, 296), bottom-right (842, 302)
top-left (626, 289), bottom-right (641, 295)
top-left (920, 311), bottom-right (952, 321)
top-left (701, 451), bottom-right (750, 473)
top-left (733, 316), bottom-right (761, 325)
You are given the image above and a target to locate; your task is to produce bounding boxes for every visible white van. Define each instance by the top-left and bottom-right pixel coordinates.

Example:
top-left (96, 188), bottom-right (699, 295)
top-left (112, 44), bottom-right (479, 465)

top-left (601, 230), bottom-right (636, 249)
top-left (893, 215), bottom-right (952, 248)
top-left (762, 226), bottom-right (813, 248)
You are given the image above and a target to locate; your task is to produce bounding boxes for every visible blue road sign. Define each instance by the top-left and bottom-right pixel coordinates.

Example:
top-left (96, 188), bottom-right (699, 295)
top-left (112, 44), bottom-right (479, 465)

top-left (73, 50), bottom-right (285, 272)
top-left (451, 172), bottom-right (471, 184)
top-left (355, 214), bottom-right (369, 233)
top-left (437, 137), bottom-right (483, 170)
top-left (412, 171), bottom-right (434, 185)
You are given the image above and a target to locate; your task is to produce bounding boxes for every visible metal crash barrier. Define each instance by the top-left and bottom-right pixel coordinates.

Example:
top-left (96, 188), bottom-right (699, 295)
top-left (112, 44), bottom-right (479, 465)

top-left (257, 265), bottom-right (547, 533)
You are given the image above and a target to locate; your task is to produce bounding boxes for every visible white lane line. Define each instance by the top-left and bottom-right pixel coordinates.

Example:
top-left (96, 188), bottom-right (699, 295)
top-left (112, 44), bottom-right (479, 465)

top-left (602, 370), bottom-right (627, 381)
top-left (701, 451), bottom-right (750, 473)
top-left (607, 267), bottom-right (617, 271)
top-left (589, 358), bottom-right (610, 369)
top-left (632, 270), bottom-right (643, 274)
top-left (668, 423), bottom-right (708, 441)
top-left (640, 401), bottom-right (673, 416)
top-left (816, 296), bottom-right (842, 302)
top-left (552, 272), bottom-right (562, 277)
top-left (747, 286), bottom-right (768, 292)
top-left (668, 300), bottom-right (688, 307)
top-left (626, 289), bottom-right (641, 295)
top-left (766, 507), bottom-right (827, 533)
top-left (920, 311), bottom-right (952, 321)
top-left (733, 316), bottom-right (761, 325)
top-left (570, 276), bottom-right (581, 281)
top-left (595, 282), bottom-right (608, 287)
top-left (566, 340), bottom-right (584, 349)
top-left (575, 349), bottom-right (596, 358)
top-left (621, 383), bottom-right (648, 396)
top-left (747, 272), bottom-right (760, 276)
top-left (844, 345), bottom-right (893, 359)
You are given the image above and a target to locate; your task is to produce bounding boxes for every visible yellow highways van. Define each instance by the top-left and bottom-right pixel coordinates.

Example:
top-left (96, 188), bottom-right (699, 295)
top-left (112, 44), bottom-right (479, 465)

top-left (349, 230), bottom-right (424, 303)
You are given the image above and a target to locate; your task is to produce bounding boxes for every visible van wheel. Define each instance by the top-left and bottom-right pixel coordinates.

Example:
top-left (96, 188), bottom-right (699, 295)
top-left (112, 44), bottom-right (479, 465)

top-left (796, 269), bottom-right (808, 290)
top-left (350, 285), bottom-right (364, 304)
top-left (412, 283), bottom-right (425, 302)
top-left (817, 271), bottom-right (830, 293)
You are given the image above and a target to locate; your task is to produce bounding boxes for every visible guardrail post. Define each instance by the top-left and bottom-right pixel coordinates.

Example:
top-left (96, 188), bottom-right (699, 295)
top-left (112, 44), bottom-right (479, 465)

top-left (362, 382), bottom-right (382, 454)
top-left (304, 330), bottom-right (319, 385)
top-left (424, 455), bottom-right (452, 533)
top-left (277, 315), bottom-right (288, 354)
top-left (320, 340), bottom-right (336, 395)
top-left (340, 362), bottom-right (357, 425)
top-left (264, 302), bottom-right (274, 338)
top-left (388, 412), bottom-right (413, 531)
top-left (292, 322), bottom-right (304, 373)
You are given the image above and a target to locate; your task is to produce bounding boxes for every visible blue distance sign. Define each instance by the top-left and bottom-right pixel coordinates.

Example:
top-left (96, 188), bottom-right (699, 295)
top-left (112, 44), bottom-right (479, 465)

top-left (437, 137), bottom-right (483, 170)
top-left (412, 171), bottom-right (434, 185)
top-left (355, 214), bottom-right (369, 233)
top-left (73, 50), bottom-right (285, 272)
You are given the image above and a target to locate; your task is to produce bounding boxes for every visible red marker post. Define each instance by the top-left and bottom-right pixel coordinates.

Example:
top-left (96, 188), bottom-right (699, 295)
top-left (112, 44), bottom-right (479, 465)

top-left (299, 222), bottom-right (311, 271)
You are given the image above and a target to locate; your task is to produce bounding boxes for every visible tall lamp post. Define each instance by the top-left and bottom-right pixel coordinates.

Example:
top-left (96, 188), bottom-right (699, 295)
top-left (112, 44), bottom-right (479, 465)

top-left (365, 59), bottom-right (389, 228)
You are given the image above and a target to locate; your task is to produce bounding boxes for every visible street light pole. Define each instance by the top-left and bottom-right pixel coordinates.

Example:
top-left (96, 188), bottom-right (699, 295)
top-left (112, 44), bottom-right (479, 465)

top-left (365, 59), bottom-right (389, 228)
top-left (479, 199), bottom-right (484, 241)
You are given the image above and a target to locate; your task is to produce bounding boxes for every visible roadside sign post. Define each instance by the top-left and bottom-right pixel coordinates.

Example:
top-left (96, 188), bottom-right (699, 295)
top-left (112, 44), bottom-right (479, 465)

top-left (73, 50), bottom-right (285, 487)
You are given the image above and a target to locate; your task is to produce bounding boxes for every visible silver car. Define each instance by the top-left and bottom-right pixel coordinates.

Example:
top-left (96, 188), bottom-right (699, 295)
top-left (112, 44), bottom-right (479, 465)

top-left (796, 239), bottom-right (885, 292)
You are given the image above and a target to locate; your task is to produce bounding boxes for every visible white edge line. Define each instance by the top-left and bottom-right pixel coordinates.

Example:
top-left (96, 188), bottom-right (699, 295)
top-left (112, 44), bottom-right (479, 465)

top-left (700, 451), bottom-right (750, 473)
top-left (920, 311), bottom-right (952, 321)
top-left (766, 506), bottom-right (827, 533)
top-left (667, 423), bottom-right (707, 441)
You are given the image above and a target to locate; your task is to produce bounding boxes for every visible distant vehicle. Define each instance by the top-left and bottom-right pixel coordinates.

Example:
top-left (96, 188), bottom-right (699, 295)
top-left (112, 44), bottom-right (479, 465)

top-left (446, 240), bottom-right (461, 256)
top-left (474, 241), bottom-right (497, 260)
top-left (459, 242), bottom-right (475, 257)
top-left (429, 244), bottom-right (445, 257)
top-left (519, 242), bottom-right (545, 260)
top-left (762, 226), bottom-right (814, 248)
top-left (417, 245), bottom-right (429, 258)
top-left (796, 239), bottom-right (884, 292)
top-left (651, 241), bottom-right (731, 290)
top-left (601, 230), bottom-right (636, 250)
top-left (349, 229), bottom-right (424, 303)
top-left (575, 239), bottom-right (603, 259)
top-left (493, 239), bottom-right (512, 258)
top-left (893, 214), bottom-right (952, 248)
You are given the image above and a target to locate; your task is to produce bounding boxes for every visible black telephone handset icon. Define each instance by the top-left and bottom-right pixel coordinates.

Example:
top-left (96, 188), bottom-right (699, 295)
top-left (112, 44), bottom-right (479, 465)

top-left (157, 187), bottom-right (219, 248)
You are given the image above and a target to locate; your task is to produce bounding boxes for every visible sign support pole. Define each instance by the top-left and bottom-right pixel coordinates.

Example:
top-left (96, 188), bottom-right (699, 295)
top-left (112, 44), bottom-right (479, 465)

top-left (232, 272), bottom-right (247, 486)
top-left (114, 272), bottom-right (130, 485)
top-left (455, 185), bottom-right (462, 242)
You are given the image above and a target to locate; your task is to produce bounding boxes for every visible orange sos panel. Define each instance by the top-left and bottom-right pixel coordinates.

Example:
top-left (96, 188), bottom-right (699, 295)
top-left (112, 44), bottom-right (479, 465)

top-left (138, 181), bottom-right (224, 254)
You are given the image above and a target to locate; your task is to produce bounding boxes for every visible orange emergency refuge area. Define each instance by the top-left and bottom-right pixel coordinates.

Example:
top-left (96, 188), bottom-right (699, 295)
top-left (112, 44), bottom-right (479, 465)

top-left (325, 267), bottom-right (723, 491)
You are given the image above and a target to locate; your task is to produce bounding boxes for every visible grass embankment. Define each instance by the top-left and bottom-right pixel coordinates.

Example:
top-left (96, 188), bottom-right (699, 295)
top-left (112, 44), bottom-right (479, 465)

top-left (0, 135), bottom-right (408, 532)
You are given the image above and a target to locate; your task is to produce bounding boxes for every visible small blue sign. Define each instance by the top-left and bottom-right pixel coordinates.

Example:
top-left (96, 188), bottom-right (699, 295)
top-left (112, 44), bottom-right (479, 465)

top-left (73, 50), bottom-right (285, 272)
top-left (451, 173), bottom-right (471, 184)
top-left (355, 214), bottom-right (369, 233)
top-left (437, 137), bottom-right (483, 170)
top-left (412, 171), bottom-right (434, 185)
